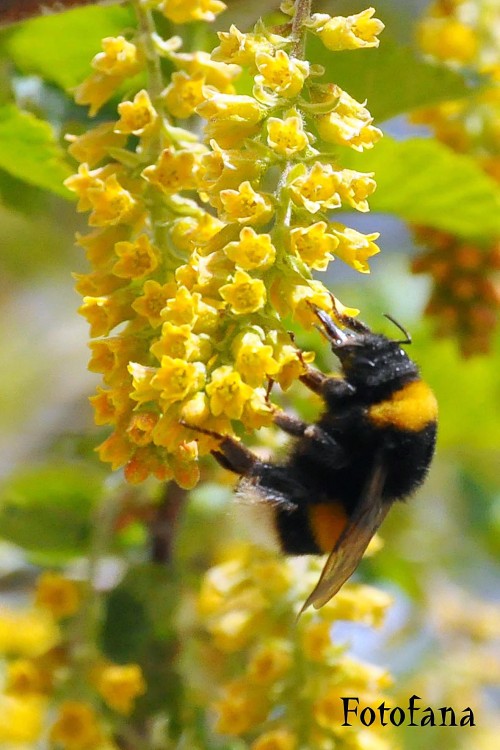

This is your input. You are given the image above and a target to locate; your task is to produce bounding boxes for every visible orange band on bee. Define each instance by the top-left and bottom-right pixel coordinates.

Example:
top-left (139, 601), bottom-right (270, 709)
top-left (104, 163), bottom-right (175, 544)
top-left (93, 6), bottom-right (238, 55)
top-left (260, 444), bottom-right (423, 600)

top-left (367, 379), bottom-right (438, 432)
top-left (309, 503), bottom-right (348, 554)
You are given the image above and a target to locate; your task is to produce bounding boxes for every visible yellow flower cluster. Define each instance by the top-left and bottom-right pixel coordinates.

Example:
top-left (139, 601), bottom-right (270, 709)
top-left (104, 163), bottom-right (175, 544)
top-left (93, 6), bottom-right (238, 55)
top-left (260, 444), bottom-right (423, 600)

top-left (412, 0), bottom-right (500, 354)
top-left (66, 0), bottom-right (383, 485)
top-left (192, 543), bottom-right (393, 750)
top-left (0, 571), bottom-right (146, 747)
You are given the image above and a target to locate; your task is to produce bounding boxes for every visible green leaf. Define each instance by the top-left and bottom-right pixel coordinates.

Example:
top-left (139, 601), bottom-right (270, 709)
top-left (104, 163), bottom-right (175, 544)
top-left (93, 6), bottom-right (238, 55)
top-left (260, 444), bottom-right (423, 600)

top-left (0, 104), bottom-right (73, 197)
top-left (341, 136), bottom-right (500, 239)
top-left (308, 35), bottom-right (470, 122)
top-left (3, 4), bottom-right (134, 91)
top-left (0, 463), bottom-right (103, 560)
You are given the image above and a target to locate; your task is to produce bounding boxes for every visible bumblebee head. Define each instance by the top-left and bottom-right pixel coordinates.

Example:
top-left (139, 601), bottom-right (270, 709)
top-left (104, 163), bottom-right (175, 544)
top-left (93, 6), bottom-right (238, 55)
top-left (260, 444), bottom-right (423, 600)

top-left (312, 306), bottom-right (419, 392)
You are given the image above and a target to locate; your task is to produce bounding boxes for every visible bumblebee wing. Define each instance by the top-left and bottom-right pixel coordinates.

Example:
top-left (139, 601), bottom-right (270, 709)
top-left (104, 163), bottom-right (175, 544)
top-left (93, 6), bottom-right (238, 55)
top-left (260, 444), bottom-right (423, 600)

top-left (299, 459), bottom-right (388, 614)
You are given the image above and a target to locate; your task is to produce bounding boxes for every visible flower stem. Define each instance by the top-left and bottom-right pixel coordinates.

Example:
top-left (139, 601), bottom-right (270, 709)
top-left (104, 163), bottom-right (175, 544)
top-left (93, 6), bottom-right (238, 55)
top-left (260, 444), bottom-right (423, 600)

top-left (291, 0), bottom-right (312, 58)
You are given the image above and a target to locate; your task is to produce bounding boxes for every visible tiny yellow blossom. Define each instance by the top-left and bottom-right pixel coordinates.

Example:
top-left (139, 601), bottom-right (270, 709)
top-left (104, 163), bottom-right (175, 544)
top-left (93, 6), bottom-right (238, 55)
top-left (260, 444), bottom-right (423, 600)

top-left (220, 181), bottom-right (274, 225)
top-left (212, 25), bottom-right (261, 66)
top-left (163, 70), bottom-right (206, 119)
top-left (93, 36), bottom-right (143, 77)
top-left (233, 331), bottom-right (279, 385)
top-left (35, 572), bottom-right (81, 619)
top-left (198, 92), bottom-right (263, 124)
top-left (330, 224), bottom-right (380, 272)
top-left (151, 356), bottom-right (206, 404)
top-left (74, 72), bottom-right (122, 117)
top-left (309, 9), bottom-right (385, 51)
top-left (50, 700), bottom-right (102, 749)
top-left (66, 123), bottom-right (127, 167)
top-left (170, 213), bottom-right (224, 253)
top-left (64, 162), bottom-right (108, 212)
top-left (159, 0), bottom-right (226, 24)
top-left (301, 620), bottom-right (333, 662)
top-left (142, 148), bottom-right (197, 193)
top-left (6, 658), bottom-right (46, 695)
top-left (128, 362), bottom-right (159, 405)
top-left (214, 678), bottom-right (269, 735)
top-left (417, 17), bottom-right (477, 63)
top-left (131, 279), bottom-right (177, 327)
top-left (87, 173), bottom-right (138, 227)
top-left (115, 89), bottom-right (158, 134)
top-left (79, 292), bottom-right (132, 337)
top-left (247, 640), bottom-right (292, 684)
top-left (126, 412), bottom-right (158, 446)
top-left (251, 728), bottom-right (297, 750)
top-left (337, 169), bottom-right (377, 212)
top-left (255, 49), bottom-right (309, 98)
top-left (224, 227), bottom-right (276, 270)
top-left (290, 222), bottom-right (339, 271)
top-left (98, 431), bottom-right (133, 470)
top-left (0, 695), bottom-right (45, 744)
top-left (96, 663), bottom-right (146, 714)
top-left (316, 86), bottom-right (382, 151)
top-left (113, 234), bottom-right (159, 279)
top-left (0, 608), bottom-right (59, 657)
top-left (150, 321), bottom-right (206, 362)
top-left (172, 50), bottom-right (240, 93)
top-left (206, 365), bottom-right (254, 419)
top-left (267, 113), bottom-right (309, 156)
top-left (220, 269), bottom-right (267, 314)
top-left (76, 225), bottom-right (129, 269)
top-left (289, 162), bottom-right (342, 214)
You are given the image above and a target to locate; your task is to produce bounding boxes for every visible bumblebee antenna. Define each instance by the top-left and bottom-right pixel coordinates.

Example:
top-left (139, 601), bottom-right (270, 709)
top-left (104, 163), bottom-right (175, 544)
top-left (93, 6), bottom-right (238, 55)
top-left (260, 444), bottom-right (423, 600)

top-left (383, 314), bottom-right (412, 345)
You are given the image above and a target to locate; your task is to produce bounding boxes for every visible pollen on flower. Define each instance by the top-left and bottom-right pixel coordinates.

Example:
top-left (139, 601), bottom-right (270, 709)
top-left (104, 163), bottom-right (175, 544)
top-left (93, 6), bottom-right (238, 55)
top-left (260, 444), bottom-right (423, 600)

top-left (131, 280), bottom-right (177, 327)
top-left (86, 174), bottom-right (138, 227)
top-left (255, 49), bottom-right (309, 98)
top-left (151, 356), bottom-right (206, 405)
top-left (220, 181), bottom-right (274, 225)
top-left (223, 227), bottom-right (276, 270)
top-left (266, 113), bottom-right (309, 156)
top-left (115, 89), bottom-right (158, 135)
top-left (206, 365), bottom-right (254, 419)
top-left (113, 234), bottom-right (160, 279)
top-left (163, 70), bottom-right (206, 118)
top-left (35, 572), bottom-right (81, 620)
top-left (49, 701), bottom-right (102, 749)
top-left (233, 331), bottom-right (279, 386)
top-left (220, 270), bottom-right (267, 314)
top-left (290, 222), bottom-right (339, 271)
top-left (142, 148), bottom-right (197, 193)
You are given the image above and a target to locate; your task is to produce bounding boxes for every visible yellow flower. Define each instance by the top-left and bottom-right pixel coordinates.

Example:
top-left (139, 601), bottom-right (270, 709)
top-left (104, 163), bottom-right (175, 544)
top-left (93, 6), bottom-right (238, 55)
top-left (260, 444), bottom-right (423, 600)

top-left (220, 181), bottom-right (274, 225)
top-left (321, 584), bottom-right (392, 627)
top-left (224, 227), bottom-right (276, 270)
top-left (247, 640), bottom-right (292, 684)
top-left (74, 72), bottom-right (122, 116)
top-left (35, 572), bottom-right (81, 619)
top-left (113, 234), bottom-right (160, 279)
top-left (316, 86), bottom-right (382, 151)
top-left (79, 292), bottom-right (132, 337)
top-left (170, 213), bottom-right (224, 253)
top-left (290, 222), bottom-right (339, 271)
top-left (50, 701), bottom-right (102, 749)
top-left (66, 123), bottom-right (127, 167)
top-left (214, 678), bottom-right (269, 735)
top-left (131, 279), bottom-right (177, 327)
top-left (115, 89), bottom-right (158, 134)
top-left (163, 70), bottom-right (206, 119)
top-left (330, 224), bottom-right (380, 272)
top-left (220, 269), bottom-right (266, 314)
top-left (128, 362), bottom-right (158, 405)
top-left (142, 148), bottom-right (197, 193)
top-left (198, 92), bottom-right (263, 124)
top-left (251, 728), bottom-right (297, 750)
top-left (172, 50), bottom-right (240, 92)
top-left (206, 365), bottom-right (254, 419)
top-left (150, 321), bottom-right (207, 362)
top-left (92, 36), bottom-right (143, 77)
top-left (95, 663), bottom-right (146, 714)
top-left (0, 695), bottom-right (45, 744)
top-left (0, 607), bottom-right (59, 657)
top-left (289, 162), bottom-right (342, 214)
top-left (267, 113), bottom-right (309, 156)
top-left (64, 162), bottom-right (108, 211)
top-left (309, 9), bottom-right (385, 51)
top-left (233, 331), bottom-right (279, 386)
top-left (87, 174), bottom-right (138, 226)
top-left (417, 17), bottom-right (477, 63)
top-left (126, 412), bottom-right (158, 446)
top-left (151, 356), bottom-right (206, 405)
top-left (273, 343), bottom-right (307, 390)
top-left (98, 430), bottom-right (133, 470)
top-left (212, 25), bottom-right (261, 66)
top-left (5, 658), bottom-right (46, 695)
top-left (159, 0), bottom-right (226, 24)
top-left (255, 49), bottom-right (309, 98)
top-left (337, 169), bottom-right (377, 212)
top-left (301, 620), bottom-right (333, 662)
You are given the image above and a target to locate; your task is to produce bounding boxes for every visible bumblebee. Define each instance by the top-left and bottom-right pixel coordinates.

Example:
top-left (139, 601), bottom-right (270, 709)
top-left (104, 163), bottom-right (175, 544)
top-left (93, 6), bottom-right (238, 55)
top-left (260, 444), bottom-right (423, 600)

top-left (190, 304), bottom-right (438, 612)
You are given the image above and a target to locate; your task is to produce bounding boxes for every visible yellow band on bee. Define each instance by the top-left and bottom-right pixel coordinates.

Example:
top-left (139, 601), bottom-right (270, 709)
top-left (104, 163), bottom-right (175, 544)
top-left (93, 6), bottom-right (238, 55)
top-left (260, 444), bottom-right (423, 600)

top-left (368, 379), bottom-right (438, 432)
top-left (310, 503), bottom-right (348, 554)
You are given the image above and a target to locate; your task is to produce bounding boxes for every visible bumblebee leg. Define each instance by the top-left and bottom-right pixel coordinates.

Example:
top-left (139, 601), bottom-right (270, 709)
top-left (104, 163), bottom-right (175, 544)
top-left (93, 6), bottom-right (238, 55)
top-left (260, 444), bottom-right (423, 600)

top-left (212, 436), bottom-right (260, 475)
top-left (300, 369), bottom-right (355, 400)
top-left (274, 412), bottom-right (346, 456)
top-left (299, 367), bottom-right (329, 395)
